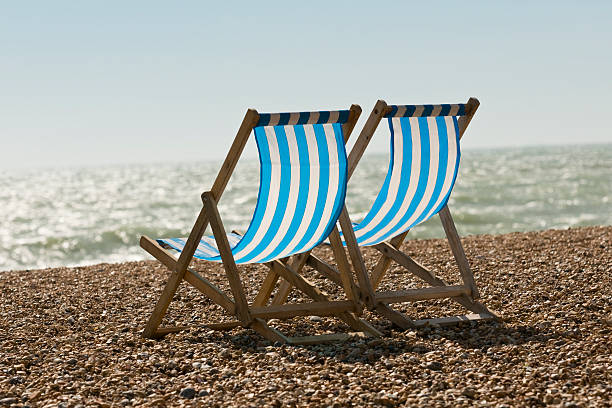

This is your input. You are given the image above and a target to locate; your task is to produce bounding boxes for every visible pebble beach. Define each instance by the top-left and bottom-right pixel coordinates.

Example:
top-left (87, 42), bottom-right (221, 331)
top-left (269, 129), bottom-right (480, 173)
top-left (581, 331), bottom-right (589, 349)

top-left (1, 226), bottom-right (610, 407)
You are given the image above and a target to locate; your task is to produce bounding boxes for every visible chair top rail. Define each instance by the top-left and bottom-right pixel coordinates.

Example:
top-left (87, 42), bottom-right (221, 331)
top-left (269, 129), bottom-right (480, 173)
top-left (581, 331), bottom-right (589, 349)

top-left (257, 110), bottom-right (351, 127)
top-left (384, 103), bottom-right (467, 118)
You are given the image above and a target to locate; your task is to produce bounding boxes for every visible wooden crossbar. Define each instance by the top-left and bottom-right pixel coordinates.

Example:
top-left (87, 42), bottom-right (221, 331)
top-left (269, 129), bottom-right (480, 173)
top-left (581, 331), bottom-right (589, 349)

top-left (305, 97), bottom-right (501, 330)
top-left (288, 332), bottom-right (369, 345)
top-left (413, 313), bottom-right (496, 327)
top-left (140, 236), bottom-right (236, 314)
top-left (138, 104), bottom-right (387, 344)
top-left (376, 286), bottom-right (470, 304)
top-left (251, 300), bottom-right (356, 320)
top-left (306, 255), bottom-right (343, 286)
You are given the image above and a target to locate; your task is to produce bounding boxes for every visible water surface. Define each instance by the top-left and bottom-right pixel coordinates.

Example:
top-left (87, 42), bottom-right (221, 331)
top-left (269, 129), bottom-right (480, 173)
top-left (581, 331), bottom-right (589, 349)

top-left (1, 144), bottom-right (610, 271)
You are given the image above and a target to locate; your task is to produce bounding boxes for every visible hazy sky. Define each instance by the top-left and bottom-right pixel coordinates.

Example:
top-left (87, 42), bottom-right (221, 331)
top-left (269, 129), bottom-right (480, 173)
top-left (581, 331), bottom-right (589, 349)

top-left (1, 1), bottom-right (610, 169)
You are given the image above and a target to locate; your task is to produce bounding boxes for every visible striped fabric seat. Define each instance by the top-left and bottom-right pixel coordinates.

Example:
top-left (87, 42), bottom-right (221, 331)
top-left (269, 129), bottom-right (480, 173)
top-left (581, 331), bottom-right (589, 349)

top-left (351, 104), bottom-right (466, 247)
top-left (159, 110), bottom-right (350, 264)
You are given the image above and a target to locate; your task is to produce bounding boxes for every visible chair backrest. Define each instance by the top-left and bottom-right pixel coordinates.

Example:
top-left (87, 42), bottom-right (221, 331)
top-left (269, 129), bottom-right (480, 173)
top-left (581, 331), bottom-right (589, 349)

top-left (353, 104), bottom-right (467, 246)
top-left (231, 110), bottom-right (351, 263)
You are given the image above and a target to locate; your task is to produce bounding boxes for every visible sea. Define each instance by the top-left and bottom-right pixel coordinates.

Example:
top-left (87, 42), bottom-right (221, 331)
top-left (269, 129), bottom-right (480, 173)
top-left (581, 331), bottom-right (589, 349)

top-left (1, 144), bottom-right (610, 272)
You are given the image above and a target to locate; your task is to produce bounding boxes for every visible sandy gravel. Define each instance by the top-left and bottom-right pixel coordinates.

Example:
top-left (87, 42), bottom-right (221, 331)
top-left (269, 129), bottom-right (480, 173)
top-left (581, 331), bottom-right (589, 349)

top-left (1, 226), bottom-right (610, 407)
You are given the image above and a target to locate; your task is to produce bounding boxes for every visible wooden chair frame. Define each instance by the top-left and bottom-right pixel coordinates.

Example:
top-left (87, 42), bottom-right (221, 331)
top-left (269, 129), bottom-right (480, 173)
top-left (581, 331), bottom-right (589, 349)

top-left (140, 105), bottom-right (382, 344)
top-left (269, 98), bottom-right (500, 328)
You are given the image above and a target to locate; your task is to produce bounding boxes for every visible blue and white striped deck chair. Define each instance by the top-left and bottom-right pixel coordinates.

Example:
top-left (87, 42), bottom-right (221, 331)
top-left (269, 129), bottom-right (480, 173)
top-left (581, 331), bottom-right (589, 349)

top-left (139, 105), bottom-right (382, 344)
top-left (307, 98), bottom-right (499, 328)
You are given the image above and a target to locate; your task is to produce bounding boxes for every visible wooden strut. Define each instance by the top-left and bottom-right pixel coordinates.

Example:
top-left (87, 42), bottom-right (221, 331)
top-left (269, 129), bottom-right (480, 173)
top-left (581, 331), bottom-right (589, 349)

top-left (256, 105), bottom-right (366, 309)
top-left (300, 97), bottom-right (500, 328)
top-left (141, 105), bottom-right (386, 344)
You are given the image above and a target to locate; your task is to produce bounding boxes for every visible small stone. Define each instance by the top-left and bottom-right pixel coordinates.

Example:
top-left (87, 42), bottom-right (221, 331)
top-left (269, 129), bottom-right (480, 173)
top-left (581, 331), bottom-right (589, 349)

top-left (425, 361), bottom-right (442, 371)
top-left (9, 376), bottom-right (23, 385)
top-left (198, 390), bottom-right (209, 397)
top-left (309, 316), bottom-right (323, 322)
top-left (179, 387), bottom-right (196, 399)
top-left (462, 388), bottom-right (477, 398)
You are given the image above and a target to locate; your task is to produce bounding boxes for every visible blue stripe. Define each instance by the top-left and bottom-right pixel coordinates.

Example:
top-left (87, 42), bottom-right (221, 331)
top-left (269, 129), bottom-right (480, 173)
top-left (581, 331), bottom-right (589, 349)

top-left (159, 110), bottom-right (352, 263)
top-left (354, 118), bottom-right (396, 232)
top-left (337, 110), bottom-right (349, 124)
top-left (230, 126), bottom-right (273, 255)
top-left (410, 117), bottom-right (450, 226)
top-left (376, 116), bottom-right (431, 243)
top-left (317, 123), bottom-right (348, 245)
top-left (298, 112), bottom-right (310, 124)
top-left (261, 125), bottom-right (311, 261)
top-left (237, 126), bottom-right (292, 263)
top-left (257, 113), bottom-right (271, 126)
top-left (290, 124), bottom-right (330, 253)
top-left (257, 110), bottom-right (350, 126)
top-left (385, 104), bottom-right (467, 117)
top-left (278, 112), bottom-right (290, 126)
top-left (317, 111), bottom-right (330, 124)
top-left (432, 116), bottom-right (461, 214)
top-left (356, 117), bottom-right (413, 243)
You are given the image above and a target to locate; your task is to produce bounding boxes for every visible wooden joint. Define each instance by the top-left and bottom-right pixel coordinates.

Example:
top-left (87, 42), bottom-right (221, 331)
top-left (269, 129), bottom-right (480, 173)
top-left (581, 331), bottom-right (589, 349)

top-left (201, 190), bottom-right (216, 204)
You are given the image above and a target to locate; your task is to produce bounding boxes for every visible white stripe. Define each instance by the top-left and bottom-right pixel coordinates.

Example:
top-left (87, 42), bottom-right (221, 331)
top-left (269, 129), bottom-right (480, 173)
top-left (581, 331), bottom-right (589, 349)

top-left (288, 112), bottom-right (300, 125)
top-left (328, 111), bottom-right (339, 124)
top-left (233, 126), bottom-right (283, 259)
top-left (354, 117), bottom-right (404, 241)
top-left (307, 112), bottom-right (320, 124)
top-left (432, 105), bottom-right (442, 116)
top-left (248, 126), bottom-right (301, 262)
top-left (360, 117), bottom-right (422, 246)
top-left (449, 105), bottom-right (459, 116)
top-left (396, 106), bottom-right (407, 117)
top-left (268, 114), bottom-right (280, 126)
top-left (391, 117), bottom-right (441, 234)
top-left (299, 124), bottom-right (341, 251)
top-left (280, 124), bottom-right (320, 254)
top-left (423, 116), bottom-right (459, 219)
top-left (413, 105), bottom-right (424, 117)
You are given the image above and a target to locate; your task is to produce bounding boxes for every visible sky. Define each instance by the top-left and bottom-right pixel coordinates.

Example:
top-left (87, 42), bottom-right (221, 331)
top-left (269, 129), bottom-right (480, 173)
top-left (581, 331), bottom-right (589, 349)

top-left (1, 1), bottom-right (611, 169)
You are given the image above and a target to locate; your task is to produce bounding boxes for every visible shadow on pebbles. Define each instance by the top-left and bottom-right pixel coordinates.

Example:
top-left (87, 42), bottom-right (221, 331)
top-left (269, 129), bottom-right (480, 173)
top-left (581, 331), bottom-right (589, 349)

top-left (1, 226), bottom-right (610, 407)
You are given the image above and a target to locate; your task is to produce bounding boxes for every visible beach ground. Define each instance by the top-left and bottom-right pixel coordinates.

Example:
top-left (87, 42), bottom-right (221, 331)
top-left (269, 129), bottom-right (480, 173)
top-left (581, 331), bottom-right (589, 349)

top-left (1, 226), bottom-right (610, 407)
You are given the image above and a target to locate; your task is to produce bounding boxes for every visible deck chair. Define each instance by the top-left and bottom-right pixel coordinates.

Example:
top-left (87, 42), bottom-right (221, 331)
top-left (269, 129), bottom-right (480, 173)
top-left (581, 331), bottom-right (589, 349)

top-left (140, 105), bottom-right (382, 344)
top-left (275, 98), bottom-right (500, 328)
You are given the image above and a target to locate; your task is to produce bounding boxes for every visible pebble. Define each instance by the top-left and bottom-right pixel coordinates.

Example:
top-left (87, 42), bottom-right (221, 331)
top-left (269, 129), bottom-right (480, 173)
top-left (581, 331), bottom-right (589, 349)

top-left (179, 387), bottom-right (196, 399)
top-left (0, 226), bottom-right (610, 407)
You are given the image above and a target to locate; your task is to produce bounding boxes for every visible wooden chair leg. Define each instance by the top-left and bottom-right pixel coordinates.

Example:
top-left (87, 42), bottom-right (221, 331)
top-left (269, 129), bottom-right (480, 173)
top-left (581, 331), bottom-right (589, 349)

top-left (142, 206), bottom-right (210, 338)
top-left (438, 205), bottom-right (479, 298)
top-left (328, 226), bottom-right (359, 302)
top-left (270, 260), bottom-right (382, 337)
top-left (370, 231), bottom-right (408, 289)
top-left (202, 192), bottom-right (251, 323)
top-left (337, 208), bottom-right (375, 307)
top-left (143, 269), bottom-right (187, 338)
top-left (249, 319), bottom-right (291, 343)
top-left (372, 240), bottom-right (500, 322)
top-left (253, 269), bottom-right (280, 307)
top-left (271, 252), bottom-right (311, 306)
